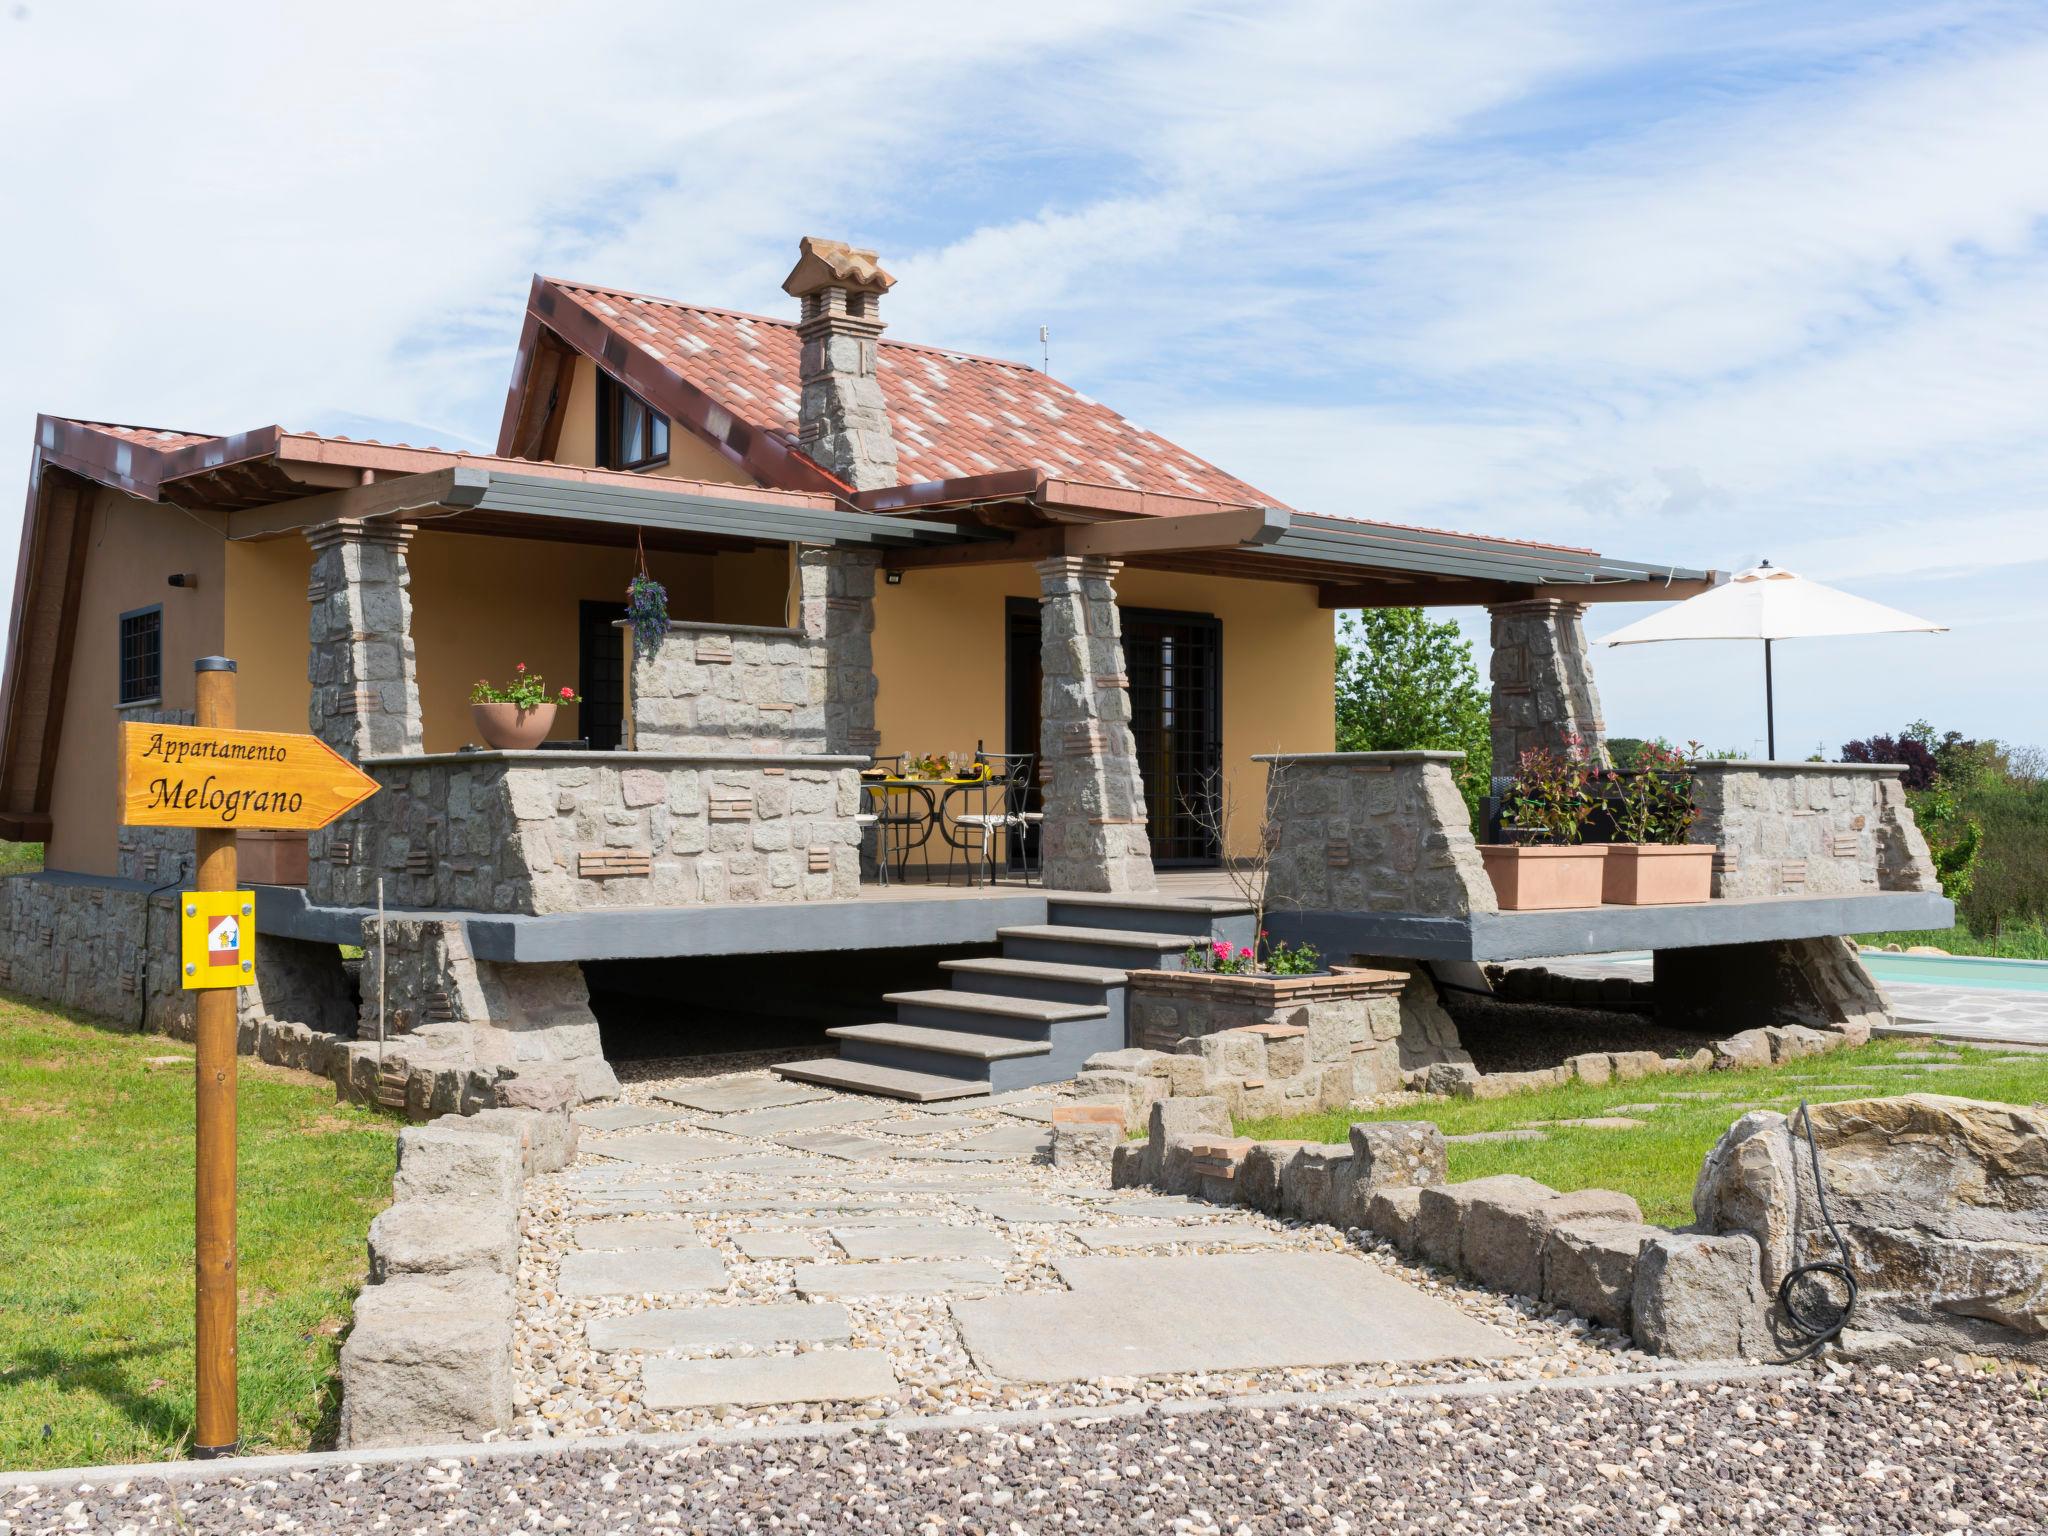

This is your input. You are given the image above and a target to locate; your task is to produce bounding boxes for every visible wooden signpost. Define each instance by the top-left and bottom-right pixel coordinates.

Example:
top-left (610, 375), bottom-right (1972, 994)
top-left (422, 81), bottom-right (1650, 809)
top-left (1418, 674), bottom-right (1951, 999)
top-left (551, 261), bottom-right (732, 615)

top-left (119, 658), bottom-right (380, 1458)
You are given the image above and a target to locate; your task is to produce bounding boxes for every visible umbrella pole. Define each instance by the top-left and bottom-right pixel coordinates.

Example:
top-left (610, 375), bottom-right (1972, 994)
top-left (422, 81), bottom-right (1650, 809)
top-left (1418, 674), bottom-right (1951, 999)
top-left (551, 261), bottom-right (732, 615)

top-left (1764, 638), bottom-right (1776, 759)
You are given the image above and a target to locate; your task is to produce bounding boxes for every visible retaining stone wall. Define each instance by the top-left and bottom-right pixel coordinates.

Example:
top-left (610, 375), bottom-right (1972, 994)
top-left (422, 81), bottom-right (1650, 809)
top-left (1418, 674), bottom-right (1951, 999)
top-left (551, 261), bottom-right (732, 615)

top-left (340, 1109), bottom-right (575, 1448)
top-left (1113, 1105), bottom-right (1772, 1359)
top-left (1258, 752), bottom-right (1496, 918)
top-left (626, 621), bottom-right (824, 754)
top-left (1690, 761), bottom-right (1938, 898)
top-left (310, 752), bottom-right (864, 914)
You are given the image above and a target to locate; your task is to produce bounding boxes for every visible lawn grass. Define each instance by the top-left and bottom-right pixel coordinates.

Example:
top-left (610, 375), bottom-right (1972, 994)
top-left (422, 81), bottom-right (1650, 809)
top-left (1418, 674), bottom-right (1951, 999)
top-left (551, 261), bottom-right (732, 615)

top-left (1238, 1038), bottom-right (2048, 1228)
top-left (0, 840), bottom-right (42, 878)
top-left (0, 995), bottom-right (395, 1470)
top-left (1856, 922), bottom-right (2048, 960)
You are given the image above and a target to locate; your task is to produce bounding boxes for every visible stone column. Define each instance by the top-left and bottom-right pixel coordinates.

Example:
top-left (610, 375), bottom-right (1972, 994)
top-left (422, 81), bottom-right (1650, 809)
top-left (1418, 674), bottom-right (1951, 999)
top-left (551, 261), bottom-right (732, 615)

top-left (1488, 598), bottom-right (1608, 772)
top-left (305, 519), bottom-right (423, 759)
top-left (797, 547), bottom-right (878, 759)
top-left (1036, 556), bottom-right (1156, 893)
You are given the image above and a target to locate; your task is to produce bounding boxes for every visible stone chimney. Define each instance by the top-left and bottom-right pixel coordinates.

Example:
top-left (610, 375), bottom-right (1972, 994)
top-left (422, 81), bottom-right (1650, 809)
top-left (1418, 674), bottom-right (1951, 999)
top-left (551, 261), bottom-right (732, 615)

top-left (781, 236), bottom-right (900, 491)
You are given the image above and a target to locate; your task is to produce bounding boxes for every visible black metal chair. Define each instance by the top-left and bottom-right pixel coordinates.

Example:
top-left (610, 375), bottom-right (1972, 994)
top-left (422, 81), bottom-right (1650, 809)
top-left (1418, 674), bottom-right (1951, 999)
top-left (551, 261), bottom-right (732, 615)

top-left (952, 750), bottom-right (1038, 887)
top-left (860, 755), bottom-right (932, 886)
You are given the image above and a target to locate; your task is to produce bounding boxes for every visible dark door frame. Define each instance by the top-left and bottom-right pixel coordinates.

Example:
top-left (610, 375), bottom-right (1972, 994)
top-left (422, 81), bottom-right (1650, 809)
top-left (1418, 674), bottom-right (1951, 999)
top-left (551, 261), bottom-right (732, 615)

top-left (577, 599), bottom-right (627, 752)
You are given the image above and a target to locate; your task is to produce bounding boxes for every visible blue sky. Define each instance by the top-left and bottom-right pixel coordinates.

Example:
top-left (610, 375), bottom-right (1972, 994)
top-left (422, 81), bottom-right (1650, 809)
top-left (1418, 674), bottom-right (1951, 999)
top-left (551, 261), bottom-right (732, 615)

top-left (3, 0), bottom-right (2043, 756)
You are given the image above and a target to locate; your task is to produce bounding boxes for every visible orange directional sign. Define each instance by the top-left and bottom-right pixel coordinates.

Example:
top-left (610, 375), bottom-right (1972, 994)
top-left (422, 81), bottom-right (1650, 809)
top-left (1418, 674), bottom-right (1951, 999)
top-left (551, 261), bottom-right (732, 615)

top-left (117, 722), bottom-right (381, 831)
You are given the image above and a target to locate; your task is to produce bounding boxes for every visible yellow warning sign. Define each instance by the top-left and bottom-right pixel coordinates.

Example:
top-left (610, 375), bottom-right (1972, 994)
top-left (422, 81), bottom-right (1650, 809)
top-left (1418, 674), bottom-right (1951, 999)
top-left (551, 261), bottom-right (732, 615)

top-left (181, 891), bottom-right (256, 990)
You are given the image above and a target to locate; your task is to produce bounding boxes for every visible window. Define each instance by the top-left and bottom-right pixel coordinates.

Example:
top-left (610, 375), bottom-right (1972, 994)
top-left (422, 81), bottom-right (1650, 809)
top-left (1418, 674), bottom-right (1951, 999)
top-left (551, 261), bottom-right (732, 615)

top-left (596, 373), bottom-right (669, 470)
top-left (118, 605), bottom-right (162, 705)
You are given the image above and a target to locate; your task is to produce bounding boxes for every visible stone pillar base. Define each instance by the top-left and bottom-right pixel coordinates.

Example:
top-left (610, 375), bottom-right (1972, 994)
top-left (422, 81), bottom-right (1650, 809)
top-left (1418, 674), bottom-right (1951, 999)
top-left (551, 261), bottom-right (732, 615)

top-left (1653, 937), bottom-right (1891, 1044)
top-left (1488, 599), bottom-right (1608, 771)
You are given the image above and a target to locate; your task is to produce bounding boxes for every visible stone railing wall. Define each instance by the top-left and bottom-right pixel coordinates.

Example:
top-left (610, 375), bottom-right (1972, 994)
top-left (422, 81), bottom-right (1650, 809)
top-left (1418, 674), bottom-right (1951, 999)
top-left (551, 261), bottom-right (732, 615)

top-left (310, 751), bottom-right (865, 914)
top-left (1689, 761), bottom-right (1939, 899)
top-left (1256, 751), bottom-right (1497, 917)
top-left (624, 621), bottom-right (825, 754)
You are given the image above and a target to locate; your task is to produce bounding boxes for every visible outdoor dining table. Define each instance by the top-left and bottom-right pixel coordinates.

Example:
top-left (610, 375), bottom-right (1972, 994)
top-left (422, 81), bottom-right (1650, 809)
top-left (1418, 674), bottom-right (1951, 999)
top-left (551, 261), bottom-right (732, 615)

top-left (861, 769), bottom-right (1004, 884)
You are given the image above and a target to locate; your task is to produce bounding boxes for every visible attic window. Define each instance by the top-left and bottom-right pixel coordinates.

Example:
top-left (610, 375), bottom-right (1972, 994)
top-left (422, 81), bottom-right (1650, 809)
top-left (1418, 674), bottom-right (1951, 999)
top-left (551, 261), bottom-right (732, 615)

top-left (118, 604), bottom-right (161, 706)
top-left (597, 373), bottom-right (669, 471)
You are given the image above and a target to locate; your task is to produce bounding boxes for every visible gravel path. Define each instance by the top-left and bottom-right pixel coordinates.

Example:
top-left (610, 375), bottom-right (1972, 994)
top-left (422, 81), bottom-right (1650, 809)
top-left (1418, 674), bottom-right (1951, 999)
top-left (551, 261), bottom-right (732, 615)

top-left (517, 1066), bottom-right (1663, 1441)
top-left (9, 1366), bottom-right (2043, 1533)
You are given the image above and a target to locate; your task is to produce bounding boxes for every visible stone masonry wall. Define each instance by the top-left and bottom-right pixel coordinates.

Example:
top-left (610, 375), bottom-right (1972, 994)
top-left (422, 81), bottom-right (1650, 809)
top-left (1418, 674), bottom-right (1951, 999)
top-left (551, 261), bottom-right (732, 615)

top-left (627, 621), bottom-right (825, 754)
top-left (1258, 752), bottom-right (1497, 918)
top-left (311, 752), bottom-right (864, 914)
top-left (1488, 598), bottom-right (1609, 771)
top-left (1036, 555), bottom-right (1156, 893)
top-left (1690, 762), bottom-right (1939, 898)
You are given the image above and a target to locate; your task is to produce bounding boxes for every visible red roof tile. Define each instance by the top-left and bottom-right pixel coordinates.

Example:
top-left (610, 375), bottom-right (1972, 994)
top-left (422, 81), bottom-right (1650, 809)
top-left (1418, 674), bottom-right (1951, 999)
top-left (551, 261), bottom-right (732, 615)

top-left (59, 419), bottom-right (220, 450)
top-left (546, 282), bottom-right (1285, 508)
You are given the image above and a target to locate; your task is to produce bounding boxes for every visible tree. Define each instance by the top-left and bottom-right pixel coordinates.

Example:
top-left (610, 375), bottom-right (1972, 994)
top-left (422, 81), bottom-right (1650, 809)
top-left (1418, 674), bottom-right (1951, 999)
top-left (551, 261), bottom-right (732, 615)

top-left (1334, 609), bottom-right (1491, 822)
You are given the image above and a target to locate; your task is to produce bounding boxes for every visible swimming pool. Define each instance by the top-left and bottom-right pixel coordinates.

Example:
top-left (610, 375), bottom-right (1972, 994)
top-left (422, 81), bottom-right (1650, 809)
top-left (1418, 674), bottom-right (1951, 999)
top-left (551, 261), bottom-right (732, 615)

top-left (1856, 951), bottom-right (2048, 994)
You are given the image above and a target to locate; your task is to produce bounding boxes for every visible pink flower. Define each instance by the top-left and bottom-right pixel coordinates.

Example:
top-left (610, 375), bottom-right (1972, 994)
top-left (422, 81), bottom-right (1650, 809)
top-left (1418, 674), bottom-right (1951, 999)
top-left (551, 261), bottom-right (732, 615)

top-left (1238, 946), bottom-right (1254, 961)
top-left (515, 662), bottom-right (527, 673)
top-left (1212, 940), bottom-right (1230, 957)
top-left (559, 686), bottom-right (574, 699)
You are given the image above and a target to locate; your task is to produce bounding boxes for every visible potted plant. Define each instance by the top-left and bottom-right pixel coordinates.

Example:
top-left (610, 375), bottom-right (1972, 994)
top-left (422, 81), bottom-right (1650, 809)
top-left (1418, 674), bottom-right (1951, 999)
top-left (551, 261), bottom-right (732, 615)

top-left (1603, 739), bottom-right (1712, 905)
top-left (1481, 741), bottom-right (1609, 909)
top-left (471, 664), bottom-right (579, 750)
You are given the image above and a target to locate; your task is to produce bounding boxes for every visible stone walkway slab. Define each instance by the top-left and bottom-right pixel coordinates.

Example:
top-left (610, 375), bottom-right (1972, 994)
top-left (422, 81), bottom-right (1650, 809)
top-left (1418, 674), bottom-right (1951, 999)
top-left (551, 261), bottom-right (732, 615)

top-left (774, 1131), bottom-right (903, 1161)
top-left (1072, 1223), bottom-right (1291, 1251)
top-left (574, 1218), bottom-right (708, 1251)
top-left (716, 1099), bottom-right (888, 1138)
top-left (866, 1115), bottom-right (984, 1138)
top-left (966, 1198), bottom-right (1089, 1225)
top-left (794, 1260), bottom-right (1005, 1298)
top-left (831, 1226), bottom-right (1011, 1261)
top-left (641, 1351), bottom-right (898, 1410)
top-left (587, 1303), bottom-right (851, 1352)
top-left (1447, 1129), bottom-right (1549, 1144)
top-left (952, 1253), bottom-right (1527, 1383)
top-left (587, 1133), bottom-right (745, 1167)
top-left (574, 1104), bottom-right (688, 1132)
top-left (1531, 1117), bottom-right (1649, 1132)
top-left (1087, 1198), bottom-right (1214, 1220)
top-left (733, 1232), bottom-right (818, 1260)
top-left (653, 1079), bottom-right (830, 1115)
top-left (559, 1249), bottom-right (731, 1298)
top-left (953, 1124), bottom-right (1053, 1158)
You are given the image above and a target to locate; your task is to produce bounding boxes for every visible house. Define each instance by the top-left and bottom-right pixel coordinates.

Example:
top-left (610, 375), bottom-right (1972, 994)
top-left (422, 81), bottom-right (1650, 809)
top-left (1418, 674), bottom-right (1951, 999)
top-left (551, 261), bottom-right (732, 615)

top-left (3, 237), bottom-right (1931, 1110)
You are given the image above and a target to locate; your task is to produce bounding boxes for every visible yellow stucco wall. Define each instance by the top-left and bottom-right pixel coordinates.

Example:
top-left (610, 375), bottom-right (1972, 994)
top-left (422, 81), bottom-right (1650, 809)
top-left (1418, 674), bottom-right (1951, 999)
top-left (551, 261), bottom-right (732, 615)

top-left (225, 536), bottom-right (314, 735)
top-left (555, 356), bottom-right (754, 485)
top-left (872, 565), bottom-right (1334, 860)
top-left (46, 489), bottom-right (227, 876)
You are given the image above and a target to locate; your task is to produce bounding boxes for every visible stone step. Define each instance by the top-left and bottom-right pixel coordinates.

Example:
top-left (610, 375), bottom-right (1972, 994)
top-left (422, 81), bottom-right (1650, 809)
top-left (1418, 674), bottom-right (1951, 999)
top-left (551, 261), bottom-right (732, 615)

top-left (826, 1022), bottom-right (1053, 1061)
top-left (941, 956), bottom-right (1132, 989)
top-left (996, 923), bottom-right (1193, 971)
top-left (1046, 893), bottom-right (1255, 940)
top-left (885, 988), bottom-right (1108, 1027)
top-left (773, 1057), bottom-right (993, 1102)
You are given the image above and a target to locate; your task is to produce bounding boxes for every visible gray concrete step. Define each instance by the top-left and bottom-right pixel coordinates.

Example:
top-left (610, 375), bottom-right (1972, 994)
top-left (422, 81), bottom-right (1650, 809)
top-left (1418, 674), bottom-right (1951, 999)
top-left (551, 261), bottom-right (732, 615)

top-left (885, 988), bottom-right (1107, 1026)
top-left (941, 957), bottom-right (1132, 988)
top-left (996, 923), bottom-right (1193, 970)
top-left (827, 1022), bottom-right (1054, 1061)
top-left (773, 1057), bottom-right (993, 1102)
top-left (1046, 893), bottom-right (1255, 941)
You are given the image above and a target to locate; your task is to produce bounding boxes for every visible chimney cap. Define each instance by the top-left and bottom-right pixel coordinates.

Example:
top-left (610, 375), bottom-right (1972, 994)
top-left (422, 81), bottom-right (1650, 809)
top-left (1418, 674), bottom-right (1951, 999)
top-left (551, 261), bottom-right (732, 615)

top-left (781, 236), bottom-right (895, 300)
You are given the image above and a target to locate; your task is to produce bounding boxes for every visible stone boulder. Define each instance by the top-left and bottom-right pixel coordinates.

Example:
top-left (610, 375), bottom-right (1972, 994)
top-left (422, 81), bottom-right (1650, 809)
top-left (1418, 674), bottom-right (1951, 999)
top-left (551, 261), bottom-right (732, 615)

top-left (367, 1199), bottom-right (519, 1282)
top-left (1693, 1094), bottom-right (2048, 1358)
top-left (1631, 1232), bottom-right (1772, 1360)
top-left (338, 1270), bottom-right (515, 1447)
top-left (1415, 1175), bottom-right (1554, 1272)
top-left (1349, 1121), bottom-right (1448, 1194)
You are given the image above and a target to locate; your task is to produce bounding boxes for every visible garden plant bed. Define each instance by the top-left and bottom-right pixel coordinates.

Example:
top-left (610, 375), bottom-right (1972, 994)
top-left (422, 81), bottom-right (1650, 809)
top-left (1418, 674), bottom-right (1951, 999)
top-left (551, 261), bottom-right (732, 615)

top-left (1235, 1037), bottom-right (2048, 1225)
top-left (0, 997), bottom-right (396, 1469)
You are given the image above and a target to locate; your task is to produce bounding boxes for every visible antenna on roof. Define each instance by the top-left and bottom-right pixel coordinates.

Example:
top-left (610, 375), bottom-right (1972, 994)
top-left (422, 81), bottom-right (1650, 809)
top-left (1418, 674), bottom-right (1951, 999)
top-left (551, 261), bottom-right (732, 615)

top-left (1039, 325), bottom-right (1049, 373)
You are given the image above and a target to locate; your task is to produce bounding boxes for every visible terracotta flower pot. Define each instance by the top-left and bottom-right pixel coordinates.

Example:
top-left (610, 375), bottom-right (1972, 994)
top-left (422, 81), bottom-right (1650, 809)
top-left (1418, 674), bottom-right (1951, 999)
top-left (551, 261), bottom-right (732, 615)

top-left (1602, 843), bottom-right (1714, 906)
top-left (1480, 843), bottom-right (1609, 910)
top-left (471, 701), bottom-right (557, 750)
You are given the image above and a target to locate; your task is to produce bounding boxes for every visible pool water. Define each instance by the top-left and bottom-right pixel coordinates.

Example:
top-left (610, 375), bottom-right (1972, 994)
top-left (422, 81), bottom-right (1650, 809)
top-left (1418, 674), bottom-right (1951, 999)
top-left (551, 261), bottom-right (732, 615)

top-left (1856, 951), bottom-right (2048, 994)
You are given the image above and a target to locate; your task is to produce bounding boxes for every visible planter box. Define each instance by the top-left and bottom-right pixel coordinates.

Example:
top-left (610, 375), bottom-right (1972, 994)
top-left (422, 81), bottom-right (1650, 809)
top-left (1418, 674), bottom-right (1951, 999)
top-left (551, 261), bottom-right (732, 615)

top-left (236, 829), bottom-right (308, 887)
top-left (1602, 843), bottom-right (1714, 906)
top-left (1480, 844), bottom-right (1609, 910)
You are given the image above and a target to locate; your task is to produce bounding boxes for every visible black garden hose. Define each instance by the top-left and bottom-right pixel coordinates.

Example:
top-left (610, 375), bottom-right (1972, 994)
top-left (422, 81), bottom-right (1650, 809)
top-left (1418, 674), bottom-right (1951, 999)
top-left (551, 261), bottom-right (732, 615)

top-left (1775, 1099), bottom-right (1859, 1363)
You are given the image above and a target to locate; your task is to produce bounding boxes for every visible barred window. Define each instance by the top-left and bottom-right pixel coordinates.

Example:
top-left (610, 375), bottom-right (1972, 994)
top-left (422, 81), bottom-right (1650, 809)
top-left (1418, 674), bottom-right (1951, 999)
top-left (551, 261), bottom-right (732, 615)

top-left (118, 605), bottom-right (161, 705)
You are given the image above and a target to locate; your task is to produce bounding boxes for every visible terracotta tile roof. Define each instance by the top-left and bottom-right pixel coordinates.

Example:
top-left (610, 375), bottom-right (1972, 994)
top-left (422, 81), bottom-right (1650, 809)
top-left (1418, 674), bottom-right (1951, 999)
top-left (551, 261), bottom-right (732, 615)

top-left (545, 281), bottom-right (1285, 508)
top-left (58, 419), bottom-right (219, 450)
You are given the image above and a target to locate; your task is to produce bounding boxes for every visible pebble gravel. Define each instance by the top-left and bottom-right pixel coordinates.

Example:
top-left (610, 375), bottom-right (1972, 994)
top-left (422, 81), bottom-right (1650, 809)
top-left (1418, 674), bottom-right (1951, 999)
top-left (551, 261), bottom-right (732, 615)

top-left (8, 1365), bottom-right (2043, 1533)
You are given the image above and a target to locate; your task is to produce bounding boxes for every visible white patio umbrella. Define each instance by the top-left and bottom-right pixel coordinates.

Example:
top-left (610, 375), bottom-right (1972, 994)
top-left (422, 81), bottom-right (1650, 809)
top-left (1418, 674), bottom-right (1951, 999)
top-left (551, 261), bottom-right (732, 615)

top-left (1596, 562), bottom-right (1946, 758)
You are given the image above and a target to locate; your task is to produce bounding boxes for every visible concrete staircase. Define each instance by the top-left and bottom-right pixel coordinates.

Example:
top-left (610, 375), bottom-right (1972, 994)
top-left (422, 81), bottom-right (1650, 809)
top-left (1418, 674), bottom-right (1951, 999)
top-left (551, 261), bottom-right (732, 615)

top-left (774, 893), bottom-right (1256, 1101)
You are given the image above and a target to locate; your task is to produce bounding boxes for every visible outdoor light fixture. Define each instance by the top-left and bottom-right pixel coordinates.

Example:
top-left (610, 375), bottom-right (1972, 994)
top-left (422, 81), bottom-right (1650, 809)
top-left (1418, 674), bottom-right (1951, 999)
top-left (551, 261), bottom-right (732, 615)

top-left (885, 570), bottom-right (903, 585)
top-left (167, 572), bottom-right (198, 588)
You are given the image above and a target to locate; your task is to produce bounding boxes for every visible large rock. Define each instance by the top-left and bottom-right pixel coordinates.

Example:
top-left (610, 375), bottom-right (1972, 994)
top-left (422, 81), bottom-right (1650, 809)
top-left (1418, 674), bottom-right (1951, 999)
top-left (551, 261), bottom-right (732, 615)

top-left (1415, 1175), bottom-right (1554, 1272)
top-left (392, 1122), bottom-right (522, 1205)
top-left (1143, 1096), bottom-right (1231, 1185)
top-left (1111, 1140), bottom-right (1150, 1189)
top-left (367, 1199), bottom-right (518, 1282)
top-left (1693, 1094), bottom-right (2048, 1357)
top-left (1349, 1121), bottom-right (1448, 1195)
top-left (1238, 1142), bottom-right (1310, 1215)
top-left (465, 1106), bottom-right (577, 1175)
top-left (1631, 1232), bottom-right (1772, 1360)
top-left (1461, 1187), bottom-right (1641, 1299)
top-left (1543, 1218), bottom-right (1658, 1331)
top-left (1279, 1144), bottom-right (1355, 1226)
top-left (1367, 1186), bottom-right (1425, 1252)
top-left (337, 1271), bottom-right (515, 1447)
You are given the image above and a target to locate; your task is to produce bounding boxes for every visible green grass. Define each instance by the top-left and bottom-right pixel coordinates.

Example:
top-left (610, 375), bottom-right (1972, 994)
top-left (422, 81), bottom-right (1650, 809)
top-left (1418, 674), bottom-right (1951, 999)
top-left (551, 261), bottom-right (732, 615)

top-left (0, 996), bottom-right (395, 1470)
top-left (0, 840), bottom-right (43, 877)
top-left (1238, 1038), bottom-right (2048, 1228)
top-left (1857, 922), bottom-right (2048, 960)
